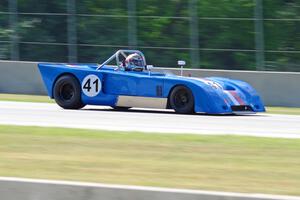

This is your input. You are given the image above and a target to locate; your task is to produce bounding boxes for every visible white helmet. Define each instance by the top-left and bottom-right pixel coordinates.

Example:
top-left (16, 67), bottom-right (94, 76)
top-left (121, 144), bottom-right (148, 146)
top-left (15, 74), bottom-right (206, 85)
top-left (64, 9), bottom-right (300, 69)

top-left (124, 53), bottom-right (145, 71)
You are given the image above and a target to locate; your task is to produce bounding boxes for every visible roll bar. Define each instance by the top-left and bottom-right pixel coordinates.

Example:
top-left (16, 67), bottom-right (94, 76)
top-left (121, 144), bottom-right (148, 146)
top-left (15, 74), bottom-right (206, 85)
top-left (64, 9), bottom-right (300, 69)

top-left (96, 50), bottom-right (147, 70)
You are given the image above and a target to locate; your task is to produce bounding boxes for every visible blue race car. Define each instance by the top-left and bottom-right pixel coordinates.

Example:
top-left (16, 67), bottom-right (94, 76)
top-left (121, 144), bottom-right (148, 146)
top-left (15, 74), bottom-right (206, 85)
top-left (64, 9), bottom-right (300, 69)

top-left (38, 49), bottom-right (265, 114)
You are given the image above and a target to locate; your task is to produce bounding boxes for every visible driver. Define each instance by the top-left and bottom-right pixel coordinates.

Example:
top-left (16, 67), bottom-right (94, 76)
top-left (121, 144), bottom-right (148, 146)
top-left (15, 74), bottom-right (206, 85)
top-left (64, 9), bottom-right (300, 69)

top-left (124, 53), bottom-right (145, 71)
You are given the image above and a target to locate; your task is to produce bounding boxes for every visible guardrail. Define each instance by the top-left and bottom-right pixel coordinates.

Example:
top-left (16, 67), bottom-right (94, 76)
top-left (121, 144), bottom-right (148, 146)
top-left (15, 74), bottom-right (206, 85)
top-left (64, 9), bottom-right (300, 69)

top-left (1, 60), bottom-right (300, 107)
top-left (0, 177), bottom-right (299, 200)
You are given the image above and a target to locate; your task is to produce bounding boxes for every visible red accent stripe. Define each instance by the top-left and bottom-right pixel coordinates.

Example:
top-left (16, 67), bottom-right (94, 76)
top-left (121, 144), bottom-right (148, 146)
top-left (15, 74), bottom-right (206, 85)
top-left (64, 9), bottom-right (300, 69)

top-left (229, 91), bottom-right (245, 105)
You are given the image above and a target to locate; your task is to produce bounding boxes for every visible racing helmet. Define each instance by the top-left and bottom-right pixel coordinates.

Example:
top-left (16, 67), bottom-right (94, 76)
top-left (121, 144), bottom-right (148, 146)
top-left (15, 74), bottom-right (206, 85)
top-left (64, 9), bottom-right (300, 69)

top-left (124, 53), bottom-right (145, 71)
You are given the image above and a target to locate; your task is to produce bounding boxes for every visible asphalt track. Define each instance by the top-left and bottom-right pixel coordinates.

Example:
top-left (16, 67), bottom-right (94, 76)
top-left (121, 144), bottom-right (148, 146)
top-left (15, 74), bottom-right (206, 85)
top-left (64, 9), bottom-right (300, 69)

top-left (0, 101), bottom-right (300, 139)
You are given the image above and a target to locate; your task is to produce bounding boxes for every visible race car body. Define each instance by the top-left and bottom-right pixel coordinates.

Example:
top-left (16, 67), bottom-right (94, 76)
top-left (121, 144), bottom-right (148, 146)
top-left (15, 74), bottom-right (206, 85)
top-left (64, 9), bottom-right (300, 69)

top-left (38, 50), bottom-right (265, 114)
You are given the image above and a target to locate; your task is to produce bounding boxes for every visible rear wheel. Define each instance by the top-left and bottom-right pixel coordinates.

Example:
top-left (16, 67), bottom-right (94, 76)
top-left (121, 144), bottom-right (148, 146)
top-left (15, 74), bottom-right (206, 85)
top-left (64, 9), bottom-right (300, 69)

top-left (169, 86), bottom-right (194, 114)
top-left (53, 75), bottom-right (85, 109)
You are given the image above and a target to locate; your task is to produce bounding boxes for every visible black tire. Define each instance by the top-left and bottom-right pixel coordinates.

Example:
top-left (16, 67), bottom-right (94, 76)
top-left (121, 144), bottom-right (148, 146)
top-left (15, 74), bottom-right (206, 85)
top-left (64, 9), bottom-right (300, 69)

top-left (53, 75), bottom-right (85, 109)
top-left (111, 106), bottom-right (131, 111)
top-left (169, 85), bottom-right (194, 114)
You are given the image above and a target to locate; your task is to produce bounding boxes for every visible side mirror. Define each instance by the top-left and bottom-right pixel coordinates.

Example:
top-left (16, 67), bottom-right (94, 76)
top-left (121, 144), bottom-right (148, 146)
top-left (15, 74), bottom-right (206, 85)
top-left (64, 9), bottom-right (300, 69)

top-left (146, 65), bottom-right (154, 76)
top-left (177, 60), bottom-right (186, 76)
top-left (177, 60), bottom-right (186, 66)
top-left (146, 65), bottom-right (154, 71)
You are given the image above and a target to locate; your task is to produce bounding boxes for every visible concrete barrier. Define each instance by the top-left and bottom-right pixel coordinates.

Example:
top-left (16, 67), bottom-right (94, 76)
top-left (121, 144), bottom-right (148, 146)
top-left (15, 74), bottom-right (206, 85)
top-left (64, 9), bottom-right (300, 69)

top-left (0, 177), bottom-right (299, 200)
top-left (0, 60), bottom-right (46, 95)
top-left (1, 60), bottom-right (300, 107)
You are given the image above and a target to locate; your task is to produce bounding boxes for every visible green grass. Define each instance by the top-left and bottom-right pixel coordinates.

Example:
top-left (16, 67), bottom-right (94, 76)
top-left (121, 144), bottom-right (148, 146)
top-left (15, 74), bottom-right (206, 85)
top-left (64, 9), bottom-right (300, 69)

top-left (266, 107), bottom-right (300, 115)
top-left (0, 93), bottom-right (53, 103)
top-left (0, 125), bottom-right (300, 196)
top-left (0, 93), bottom-right (300, 115)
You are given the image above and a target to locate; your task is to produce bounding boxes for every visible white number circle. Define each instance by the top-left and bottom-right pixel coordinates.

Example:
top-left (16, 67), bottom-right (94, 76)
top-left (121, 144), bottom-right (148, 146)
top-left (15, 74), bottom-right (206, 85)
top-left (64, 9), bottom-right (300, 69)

top-left (82, 74), bottom-right (101, 97)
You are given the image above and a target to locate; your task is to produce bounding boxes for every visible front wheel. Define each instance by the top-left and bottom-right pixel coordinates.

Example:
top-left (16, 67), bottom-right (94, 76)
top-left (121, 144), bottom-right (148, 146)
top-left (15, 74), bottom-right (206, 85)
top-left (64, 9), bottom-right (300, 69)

top-left (169, 86), bottom-right (194, 114)
top-left (53, 75), bottom-right (85, 109)
top-left (111, 106), bottom-right (131, 111)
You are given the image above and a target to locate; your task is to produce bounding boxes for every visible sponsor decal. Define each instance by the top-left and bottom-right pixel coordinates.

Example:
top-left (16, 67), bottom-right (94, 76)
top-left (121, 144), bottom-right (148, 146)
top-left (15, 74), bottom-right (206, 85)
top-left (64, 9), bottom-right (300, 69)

top-left (188, 77), bottom-right (223, 89)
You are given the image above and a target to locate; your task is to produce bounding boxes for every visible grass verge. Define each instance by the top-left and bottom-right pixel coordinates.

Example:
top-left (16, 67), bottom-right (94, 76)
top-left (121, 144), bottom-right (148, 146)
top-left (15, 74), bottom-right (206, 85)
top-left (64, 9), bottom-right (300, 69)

top-left (0, 93), bottom-right (53, 103)
top-left (0, 125), bottom-right (300, 195)
top-left (266, 107), bottom-right (300, 115)
top-left (0, 93), bottom-right (300, 115)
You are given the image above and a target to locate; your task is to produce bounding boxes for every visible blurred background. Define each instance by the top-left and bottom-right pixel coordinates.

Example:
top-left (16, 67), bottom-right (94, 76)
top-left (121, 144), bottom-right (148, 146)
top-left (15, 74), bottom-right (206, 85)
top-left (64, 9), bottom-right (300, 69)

top-left (0, 0), bottom-right (299, 71)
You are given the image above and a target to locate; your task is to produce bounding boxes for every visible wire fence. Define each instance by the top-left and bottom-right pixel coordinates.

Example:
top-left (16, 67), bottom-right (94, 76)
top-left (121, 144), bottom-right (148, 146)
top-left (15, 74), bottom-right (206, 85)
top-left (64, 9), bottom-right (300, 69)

top-left (0, 0), bottom-right (299, 71)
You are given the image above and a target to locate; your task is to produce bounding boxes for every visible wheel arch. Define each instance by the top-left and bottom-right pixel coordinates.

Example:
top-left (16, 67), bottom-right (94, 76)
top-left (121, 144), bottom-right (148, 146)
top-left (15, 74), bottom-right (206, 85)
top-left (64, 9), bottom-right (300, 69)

top-left (166, 84), bottom-right (195, 109)
top-left (164, 80), bottom-right (219, 113)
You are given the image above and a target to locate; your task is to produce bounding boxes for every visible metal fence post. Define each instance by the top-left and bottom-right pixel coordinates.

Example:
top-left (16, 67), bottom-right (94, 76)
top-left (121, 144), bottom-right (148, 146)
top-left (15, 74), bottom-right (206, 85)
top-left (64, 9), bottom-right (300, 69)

top-left (189, 0), bottom-right (200, 68)
top-left (254, 0), bottom-right (265, 70)
top-left (67, 0), bottom-right (77, 63)
top-left (9, 0), bottom-right (19, 60)
top-left (127, 0), bottom-right (137, 48)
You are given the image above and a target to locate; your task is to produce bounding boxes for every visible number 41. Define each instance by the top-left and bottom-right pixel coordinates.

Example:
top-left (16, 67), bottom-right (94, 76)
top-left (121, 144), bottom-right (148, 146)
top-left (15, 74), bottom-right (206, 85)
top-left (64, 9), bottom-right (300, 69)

top-left (83, 78), bottom-right (99, 92)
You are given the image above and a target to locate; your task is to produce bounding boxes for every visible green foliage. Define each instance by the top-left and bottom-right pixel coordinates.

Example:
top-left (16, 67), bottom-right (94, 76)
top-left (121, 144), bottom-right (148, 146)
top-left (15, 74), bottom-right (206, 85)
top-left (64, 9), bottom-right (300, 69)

top-left (0, 13), bottom-right (10, 59)
top-left (0, 0), bottom-right (299, 71)
top-left (263, 0), bottom-right (300, 71)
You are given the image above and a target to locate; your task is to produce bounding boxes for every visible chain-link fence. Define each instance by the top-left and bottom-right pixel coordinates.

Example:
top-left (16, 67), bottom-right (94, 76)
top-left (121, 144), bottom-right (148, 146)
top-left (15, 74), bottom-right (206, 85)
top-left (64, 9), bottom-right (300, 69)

top-left (0, 0), bottom-right (299, 71)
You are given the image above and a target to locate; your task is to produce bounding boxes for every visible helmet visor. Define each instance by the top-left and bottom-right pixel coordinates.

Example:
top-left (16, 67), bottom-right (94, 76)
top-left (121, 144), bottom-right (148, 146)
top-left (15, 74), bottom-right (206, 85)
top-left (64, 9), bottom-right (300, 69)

top-left (131, 58), bottom-right (144, 67)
